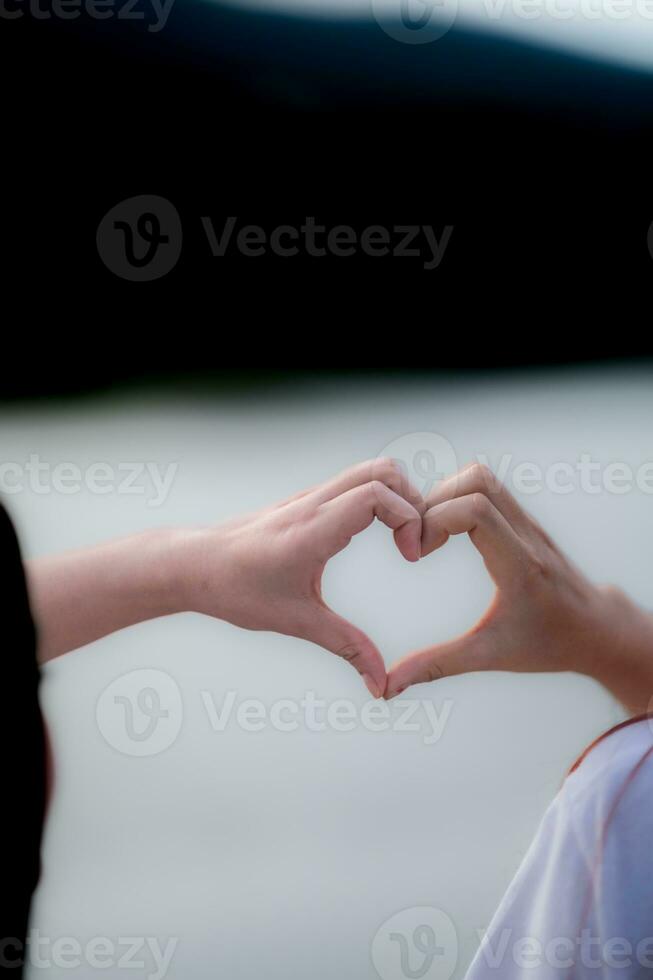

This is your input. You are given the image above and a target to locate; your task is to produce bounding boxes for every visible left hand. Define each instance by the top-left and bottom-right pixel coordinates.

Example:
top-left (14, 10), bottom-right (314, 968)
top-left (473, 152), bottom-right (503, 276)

top-left (384, 463), bottom-right (653, 714)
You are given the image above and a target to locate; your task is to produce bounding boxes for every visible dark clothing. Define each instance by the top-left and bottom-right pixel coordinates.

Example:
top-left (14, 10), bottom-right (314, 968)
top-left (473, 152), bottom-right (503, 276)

top-left (0, 504), bottom-right (45, 977)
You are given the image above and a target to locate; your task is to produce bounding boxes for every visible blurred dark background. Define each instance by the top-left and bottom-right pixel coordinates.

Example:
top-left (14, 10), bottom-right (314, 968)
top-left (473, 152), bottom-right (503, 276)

top-left (2, 0), bottom-right (652, 395)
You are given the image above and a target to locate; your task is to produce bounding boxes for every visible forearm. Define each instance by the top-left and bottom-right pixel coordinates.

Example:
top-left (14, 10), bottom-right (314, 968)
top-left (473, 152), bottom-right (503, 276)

top-left (25, 528), bottom-right (195, 663)
top-left (581, 586), bottom-right (653, 717)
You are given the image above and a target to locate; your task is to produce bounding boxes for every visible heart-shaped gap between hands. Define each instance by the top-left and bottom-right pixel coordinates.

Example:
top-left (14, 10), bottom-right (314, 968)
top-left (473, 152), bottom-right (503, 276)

top-left (190, 458), bottom-right (606, 704)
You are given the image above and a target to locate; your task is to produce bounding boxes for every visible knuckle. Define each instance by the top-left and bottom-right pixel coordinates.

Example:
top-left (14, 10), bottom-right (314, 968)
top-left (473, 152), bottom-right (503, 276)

top-left (376, 457), bottom-right (403, 486)
top-left (336, 643), bottom-right (363, 665)
top-left (471, 461), bottom-right (490, 482)
top-left (471, 462), bottom-right (498, 492)
top-left (522, 549), bottom-right (548, 585)
top-left (599, 583), bottom-right (627, 607)
top-left (601, 583), bottom-right (621, 599)
top-left (422, 661), bottom-right (444, 683)
top-left (353, 460), bottom-right (377, 484)
top-left (377, 455), bottom-right (398, 474)
top-left (368, 479), bottom-right (386, 498)
top-left (471, 491), bottom-right (491, 518)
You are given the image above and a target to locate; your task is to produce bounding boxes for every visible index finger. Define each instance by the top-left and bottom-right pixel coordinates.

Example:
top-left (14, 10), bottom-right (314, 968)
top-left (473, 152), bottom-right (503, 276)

top-left (421, 492), bottom-right (536, 586)
top-left (315, 480), bottom-right (423, 562)
top-left (303, 458), bottom-right (427, 516)
top-left (426, 463), bottom-right (533, 538)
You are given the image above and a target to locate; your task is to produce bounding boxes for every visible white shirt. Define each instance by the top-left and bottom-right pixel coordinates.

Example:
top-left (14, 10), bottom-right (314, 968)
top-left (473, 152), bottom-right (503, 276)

top-left (465, 717), bottom-right (653, 979)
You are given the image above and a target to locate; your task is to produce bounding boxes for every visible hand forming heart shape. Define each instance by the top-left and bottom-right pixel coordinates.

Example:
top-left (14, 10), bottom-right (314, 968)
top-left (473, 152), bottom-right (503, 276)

top-left (384, 461), bottom-right (615, 701)
top-left (27, 454), bottom-right (650, 718)
top-left (183, 458), bottom-right (617, 703)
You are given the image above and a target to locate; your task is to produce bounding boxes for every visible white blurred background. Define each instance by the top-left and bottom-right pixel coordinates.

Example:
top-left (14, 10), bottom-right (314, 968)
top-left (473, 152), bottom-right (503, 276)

top-left (4, 368), bottom-right (648, 980)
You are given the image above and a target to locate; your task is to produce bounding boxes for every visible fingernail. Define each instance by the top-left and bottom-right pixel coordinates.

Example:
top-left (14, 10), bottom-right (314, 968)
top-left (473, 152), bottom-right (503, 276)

top-left (384, 686), bottom-right (405, 701)
top-left (363, 674), bottom-right (381, 699)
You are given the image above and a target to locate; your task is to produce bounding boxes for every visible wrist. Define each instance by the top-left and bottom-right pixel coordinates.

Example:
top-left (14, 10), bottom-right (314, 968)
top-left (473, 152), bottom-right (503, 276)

top-left (583, 585), bottom-right (653, 715)
top-left (166, 524), bottom-right (234, 618)
top-left (141, 527), bottom-right (208, 617)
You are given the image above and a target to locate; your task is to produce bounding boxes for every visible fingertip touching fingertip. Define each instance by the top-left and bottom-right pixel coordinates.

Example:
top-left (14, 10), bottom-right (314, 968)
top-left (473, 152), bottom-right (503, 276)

top-left (404, 541), bottom-right (421, 562)
top-left (363, 673), bottom-right (384, 699)
top-left (384, 684), bottom-right (405, 700)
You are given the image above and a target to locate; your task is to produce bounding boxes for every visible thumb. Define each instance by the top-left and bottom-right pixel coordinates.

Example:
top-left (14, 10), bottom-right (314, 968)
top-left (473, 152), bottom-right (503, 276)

top-left (304, 607), bottom-right (387, 699)
top-left (385, 630), bottom-right (495, 699)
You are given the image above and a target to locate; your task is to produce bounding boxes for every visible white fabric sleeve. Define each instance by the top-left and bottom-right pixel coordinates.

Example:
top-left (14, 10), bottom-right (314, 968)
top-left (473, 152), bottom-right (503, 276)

top-left (464, 718), bottom-right (653, 980)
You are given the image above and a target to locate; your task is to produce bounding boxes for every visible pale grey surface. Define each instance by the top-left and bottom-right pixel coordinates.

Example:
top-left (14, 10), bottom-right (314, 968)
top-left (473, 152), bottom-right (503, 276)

top-left (4, 369), bottom-right (648, 979)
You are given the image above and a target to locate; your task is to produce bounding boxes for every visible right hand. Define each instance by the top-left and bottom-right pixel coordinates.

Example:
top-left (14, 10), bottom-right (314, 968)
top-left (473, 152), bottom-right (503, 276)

top-left (180, 458), bottom-right (425, 699)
